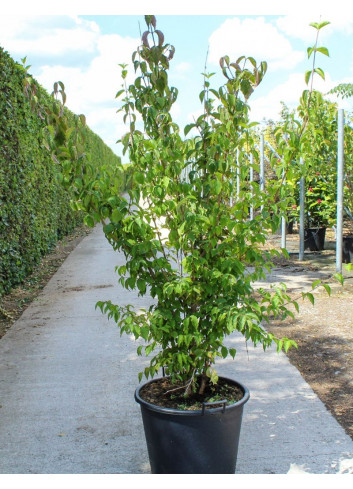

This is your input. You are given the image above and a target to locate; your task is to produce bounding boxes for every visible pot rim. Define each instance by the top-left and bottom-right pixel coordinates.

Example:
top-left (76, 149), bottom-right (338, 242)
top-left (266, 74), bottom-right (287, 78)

top-left (305, 226), bottom-right (327, 231)
top-left (134, 375), bottom-right (250, 416)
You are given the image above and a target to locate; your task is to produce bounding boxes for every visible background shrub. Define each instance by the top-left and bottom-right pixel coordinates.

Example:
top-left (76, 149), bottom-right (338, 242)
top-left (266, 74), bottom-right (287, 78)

top-left (0, 47), bottom-right (122, 295)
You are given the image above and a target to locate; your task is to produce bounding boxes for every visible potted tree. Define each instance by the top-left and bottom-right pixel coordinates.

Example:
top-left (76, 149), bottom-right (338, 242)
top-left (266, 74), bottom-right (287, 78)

top-left (92, 16), bottom-right (320, 473)
top-left (39, 16), bottom-right (338, 474)
top-left (276, 91), bottom-right (338, 252)
top-left (342, 119), bottom-right (353, 262)
top-left (299, 92), bottom-right (338, 252)
top-left (302, 174), bottom-right (336, 251)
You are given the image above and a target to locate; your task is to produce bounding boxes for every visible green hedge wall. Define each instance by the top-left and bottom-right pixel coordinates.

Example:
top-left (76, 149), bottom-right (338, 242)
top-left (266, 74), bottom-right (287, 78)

top-left (0, 47), bottom-right (121, 295)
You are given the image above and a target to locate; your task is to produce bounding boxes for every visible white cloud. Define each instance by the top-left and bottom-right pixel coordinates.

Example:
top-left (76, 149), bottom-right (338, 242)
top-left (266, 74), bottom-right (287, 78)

top-left (249, 70), bottom-right (340, 123)
top-left (174, 61), bottom-right (192, 73)
top-left (87, 107), bottom-right (127, 151)
top-left (208, 17), bottom-right (304, 72)
top-left (35, 65), bottom-right (84, 113)
top-left (250, 73), bottom-right (304, 122)
top-left (276, 16), bottom-right (319, 42)
top-left (170, 102), bottom-right (182, 121)
top-left (0, 15), bottom-right (100, 57)
top-left (276, 15), bottom-right (353, 42)
top-left (186, 108), bottom-right (203, 125)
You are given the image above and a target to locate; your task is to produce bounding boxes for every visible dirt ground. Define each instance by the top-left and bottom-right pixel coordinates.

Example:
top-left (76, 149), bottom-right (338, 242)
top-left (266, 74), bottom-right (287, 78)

top-left (0, 225), bottom-right (352, 441)
top-left (266, 228), bottom-right (353, 441)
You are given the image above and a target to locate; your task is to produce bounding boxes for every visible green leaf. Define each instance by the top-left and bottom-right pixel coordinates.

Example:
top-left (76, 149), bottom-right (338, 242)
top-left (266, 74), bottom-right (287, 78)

top-left (316, 46), bottom-right (329, 57)
top-left (213, 180), bottom-right (222, 195)
top-left (184, 123), bottom-right (196, 136)
top-left (305, 70), bottom-right (312, 85)
top-left (307, 46), bottom-right (315, 58)
top-left (317, 20), bottom-right (330, 30)
top-left (84, 215), bottom-right (95, 228)
top-left (103, 223), bottom-right (114, 234)
top-left (229, 348), bottom-right (237, 359)
top-left (314, 67), bottom-right (325, 80)
top-left (134, 172), bottom-right (145, 185)
top-left (190, 316), bottom-right (199, 329)
top-left (156, 76), bottom-right (166, 93)
top-left (137, 279), bottom-right (146, 294)
top-left (322, 283), bottom-right (331, 296)
top-left (333, 273), bottom-right (344, 285)
top-left (209, 88), bottom-right (219, 98)
top-left (111, 209), bottom-right (122, 224)
top-left (312, 279), bottom-right (321, 289)
top-left (115, 89), bottom-right (125, 98)
top-left (207, 367), bottom-right (219, 385)
top-left (145, 344), bottom-right (154, 356)
top-left (247, 56), bottom-right (256, 67)
top-left (140, 326), bottom-right (149, 341)
top-left (305, 292), bottom-right (315, 305)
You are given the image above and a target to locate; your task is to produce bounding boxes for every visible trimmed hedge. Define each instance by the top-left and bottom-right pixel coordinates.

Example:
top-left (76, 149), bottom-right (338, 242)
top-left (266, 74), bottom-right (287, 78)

top-left (0, 47), bottom-right (122, 295)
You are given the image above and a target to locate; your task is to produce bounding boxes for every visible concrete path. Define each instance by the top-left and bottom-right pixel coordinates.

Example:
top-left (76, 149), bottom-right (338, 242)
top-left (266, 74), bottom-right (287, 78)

top-left (1, 224), bottom-right (353, 474)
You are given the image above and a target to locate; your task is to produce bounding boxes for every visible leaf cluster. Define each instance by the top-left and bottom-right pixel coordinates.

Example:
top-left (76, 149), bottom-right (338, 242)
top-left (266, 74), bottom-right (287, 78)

top-left (57, 17), bottom-right (341, 396)
top-left (85, 17), bottom-right (308, 394)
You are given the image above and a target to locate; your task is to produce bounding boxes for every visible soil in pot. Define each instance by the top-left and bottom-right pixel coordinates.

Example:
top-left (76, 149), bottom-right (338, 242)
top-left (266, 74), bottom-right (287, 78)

top-left (139, 376), bottom-right (244, 410)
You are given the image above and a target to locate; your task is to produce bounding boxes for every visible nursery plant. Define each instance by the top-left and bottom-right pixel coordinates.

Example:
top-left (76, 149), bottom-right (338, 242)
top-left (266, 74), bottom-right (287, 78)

top-left (343, 120), bottom-right (353, 226)
top-left (89, 16), bottom-right (332, 398)
top-left (304, 175), bottom-right (336, 227)
top-left (328, 84), bottom-right (353, 227)
top-left (273, 24), bottom-right (340, 233)
top-left (24, 15), bottom-right (344, 473)
top-left (24, 15), bottom-right (339, 401)
top-left (298, 91), bottom-right (338, 228)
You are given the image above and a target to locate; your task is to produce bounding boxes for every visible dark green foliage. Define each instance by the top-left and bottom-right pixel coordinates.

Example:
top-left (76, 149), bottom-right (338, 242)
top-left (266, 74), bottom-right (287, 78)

top-left (0, 47), bottom-right (121, 295)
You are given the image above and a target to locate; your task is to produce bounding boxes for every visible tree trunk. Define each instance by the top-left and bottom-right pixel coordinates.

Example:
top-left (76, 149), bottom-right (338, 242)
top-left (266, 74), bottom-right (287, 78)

top-left (198, 373), bottom-right (208, 395)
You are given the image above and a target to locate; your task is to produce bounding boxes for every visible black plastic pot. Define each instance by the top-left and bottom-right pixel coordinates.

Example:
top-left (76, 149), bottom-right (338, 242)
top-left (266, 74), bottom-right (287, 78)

top-left (135, 376), bottom-right (250, 474)
top-left (342, 236), bottom-right (353, 264)
top-left (304, 227), bottom-right (326, 251)
top-left (286, 219), bottom-right (294, 234)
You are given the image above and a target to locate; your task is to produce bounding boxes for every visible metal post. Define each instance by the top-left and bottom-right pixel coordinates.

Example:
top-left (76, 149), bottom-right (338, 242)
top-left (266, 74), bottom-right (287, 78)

top-left (260, 134), bottom-right (265, 193)
top-left (336, 109), bottom-right (345, 273)
top-left (260, 134), bottom-right (265, 213)
top-left (299, 158), bottom-right (305, 261)
top-left (236, 148), bottom-right (240, 200)
top-left (229, 179), bottom-right (233, 207)
top-left (281, 170), bottom-right (287, 250)
top-left (264, 139), bottom-right (286, 247)
top-left (250, 153), bottom-right (254, 220)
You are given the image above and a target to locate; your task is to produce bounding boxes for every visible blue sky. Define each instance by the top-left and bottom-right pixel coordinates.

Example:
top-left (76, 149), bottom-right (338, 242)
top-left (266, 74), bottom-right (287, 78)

top-left (1, 1), bottom-right (353, 162)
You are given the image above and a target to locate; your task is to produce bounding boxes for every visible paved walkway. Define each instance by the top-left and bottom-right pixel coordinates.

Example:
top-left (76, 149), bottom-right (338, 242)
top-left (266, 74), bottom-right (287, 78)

top-left (1, 225), bottom-right (353, 474)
